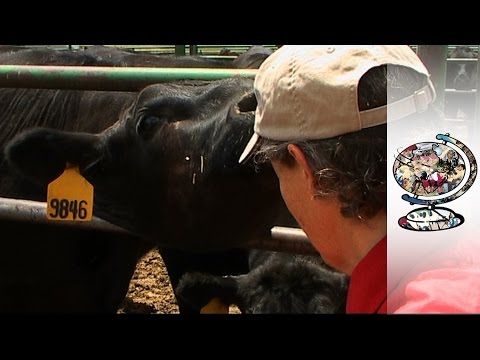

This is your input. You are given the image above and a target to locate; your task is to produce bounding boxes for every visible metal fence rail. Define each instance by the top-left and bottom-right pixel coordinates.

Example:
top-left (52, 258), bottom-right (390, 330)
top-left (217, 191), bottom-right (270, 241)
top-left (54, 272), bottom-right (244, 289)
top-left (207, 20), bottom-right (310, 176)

top-left (23, 45), bottom-right (480, 57)
top-left (23, 45), bottom-right (279, 56)
top-left (0, 65), bottom-right (257, 91)
top-left (0, 197), bottom-right (316, 255)
top-left (0, 197), bottom-right (128, 234)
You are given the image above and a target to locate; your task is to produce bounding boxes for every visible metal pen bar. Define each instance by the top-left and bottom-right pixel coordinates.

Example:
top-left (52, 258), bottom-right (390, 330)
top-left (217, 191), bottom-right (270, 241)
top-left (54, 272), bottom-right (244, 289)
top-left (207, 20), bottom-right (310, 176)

top-left (447, 58), bottom-right (478, 62)
top-left (476, 45), bottom-right (480, 139)
top-left (0, 65), bottom-right (258, 92)
top-left (247, 227), bottom-right (316, 255)
top-left (0, 197), bottom-right (129, 234)
top-left (417, 45), bottom-right (448, 113)
top-left (0, 197), bottom-right (315, 254)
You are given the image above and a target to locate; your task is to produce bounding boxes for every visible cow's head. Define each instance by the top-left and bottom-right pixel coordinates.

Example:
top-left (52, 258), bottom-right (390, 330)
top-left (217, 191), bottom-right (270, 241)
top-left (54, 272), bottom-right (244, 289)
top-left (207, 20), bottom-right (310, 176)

top-left (175, 253), bottom-right (349, 314)
top-left (5, 78), bottom-right (284, 251)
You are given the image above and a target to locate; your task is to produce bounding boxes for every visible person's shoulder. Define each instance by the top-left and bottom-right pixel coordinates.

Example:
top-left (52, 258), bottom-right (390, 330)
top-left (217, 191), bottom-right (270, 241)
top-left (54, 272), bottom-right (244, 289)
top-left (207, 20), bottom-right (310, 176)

top-left (393, 266), bottom-right (480, 314)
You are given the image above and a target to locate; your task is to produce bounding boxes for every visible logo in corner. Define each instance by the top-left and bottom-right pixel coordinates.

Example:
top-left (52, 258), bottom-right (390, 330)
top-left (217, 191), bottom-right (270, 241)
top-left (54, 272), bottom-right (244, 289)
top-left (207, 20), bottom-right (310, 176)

top-left (393, 133), bottom-right (476, 231)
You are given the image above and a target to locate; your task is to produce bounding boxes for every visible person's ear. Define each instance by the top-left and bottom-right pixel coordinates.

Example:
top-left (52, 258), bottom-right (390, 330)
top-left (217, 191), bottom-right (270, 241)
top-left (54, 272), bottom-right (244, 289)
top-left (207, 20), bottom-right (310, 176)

top-left (287, 144), bottom-right (316, 191)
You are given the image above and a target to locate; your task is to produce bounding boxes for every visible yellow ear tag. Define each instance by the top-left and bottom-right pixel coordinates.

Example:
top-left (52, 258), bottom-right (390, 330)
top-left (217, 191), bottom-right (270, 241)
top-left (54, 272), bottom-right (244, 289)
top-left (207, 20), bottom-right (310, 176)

top-left (47, 164), bottom-right (94, 221)
top-left (200, 297), bottom-right (230, 314)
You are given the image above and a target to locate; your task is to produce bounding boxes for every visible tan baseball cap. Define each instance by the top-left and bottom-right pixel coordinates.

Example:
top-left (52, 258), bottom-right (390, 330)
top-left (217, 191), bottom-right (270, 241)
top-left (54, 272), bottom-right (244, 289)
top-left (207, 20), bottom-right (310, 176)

top-left (239, 45), bottom-right (436, 163)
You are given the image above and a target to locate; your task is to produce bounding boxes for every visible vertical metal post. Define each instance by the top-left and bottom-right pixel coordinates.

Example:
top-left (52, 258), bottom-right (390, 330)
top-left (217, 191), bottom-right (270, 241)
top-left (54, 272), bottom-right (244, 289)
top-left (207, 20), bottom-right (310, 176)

top-left (189, 45), bottom-right (198, 56)
top-left (175, 45), bottom-right (186, 56)
top-left (417, 45), bottom-right (448, 113)
top-left (475, 45), bottom-right (480, 140)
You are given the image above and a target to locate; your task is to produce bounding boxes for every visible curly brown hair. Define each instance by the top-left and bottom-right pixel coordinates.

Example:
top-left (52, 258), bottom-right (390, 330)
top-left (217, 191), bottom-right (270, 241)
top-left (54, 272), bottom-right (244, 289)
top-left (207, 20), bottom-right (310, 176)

top-left (253, 64), bottom-right (433, 220)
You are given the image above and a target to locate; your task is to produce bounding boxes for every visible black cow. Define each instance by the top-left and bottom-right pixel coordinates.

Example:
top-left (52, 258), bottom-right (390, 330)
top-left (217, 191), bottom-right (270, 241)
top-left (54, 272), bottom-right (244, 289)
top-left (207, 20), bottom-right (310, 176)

top-left (176, 250), bottom-right (349, 314)
top-left (0, 45), bottom-right (272, 69)
top-left (232, 46), bottom-right (274, 69)
top-left (6, 78), bottom-right (282, 251)
top-left (0, 45), bottom-right (230, 68)
top-left (1, 46), bottom-right (286, 313)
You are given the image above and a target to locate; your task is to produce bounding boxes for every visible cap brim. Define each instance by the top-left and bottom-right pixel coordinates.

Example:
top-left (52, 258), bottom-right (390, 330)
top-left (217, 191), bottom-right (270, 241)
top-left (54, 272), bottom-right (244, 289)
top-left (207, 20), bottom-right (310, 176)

top-left (238, 132), bottom-right (260, 164)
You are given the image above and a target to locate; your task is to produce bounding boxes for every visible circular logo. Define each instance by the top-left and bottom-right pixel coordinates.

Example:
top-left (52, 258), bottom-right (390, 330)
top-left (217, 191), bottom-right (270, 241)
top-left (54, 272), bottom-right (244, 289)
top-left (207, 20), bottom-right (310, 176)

top-left (394, 134), bottom-right (476, 231)
top-left (393, 142), bottom-right (466, 198)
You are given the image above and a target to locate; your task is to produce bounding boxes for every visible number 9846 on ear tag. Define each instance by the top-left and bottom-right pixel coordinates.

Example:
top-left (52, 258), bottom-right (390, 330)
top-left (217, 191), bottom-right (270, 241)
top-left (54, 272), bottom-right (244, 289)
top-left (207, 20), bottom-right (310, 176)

top-left (47, 165), bottom-right (93, 221)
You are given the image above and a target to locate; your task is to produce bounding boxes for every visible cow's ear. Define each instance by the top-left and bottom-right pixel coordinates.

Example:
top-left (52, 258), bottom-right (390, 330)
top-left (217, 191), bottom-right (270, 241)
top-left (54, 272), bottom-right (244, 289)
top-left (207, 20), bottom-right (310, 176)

top-left (5, 127), bottom-right (99, 184)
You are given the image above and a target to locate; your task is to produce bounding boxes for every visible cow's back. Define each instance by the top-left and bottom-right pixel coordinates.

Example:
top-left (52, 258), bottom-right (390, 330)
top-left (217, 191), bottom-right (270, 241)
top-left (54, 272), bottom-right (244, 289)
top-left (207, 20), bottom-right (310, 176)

top-left (0, 45), bottom-right (235, 68)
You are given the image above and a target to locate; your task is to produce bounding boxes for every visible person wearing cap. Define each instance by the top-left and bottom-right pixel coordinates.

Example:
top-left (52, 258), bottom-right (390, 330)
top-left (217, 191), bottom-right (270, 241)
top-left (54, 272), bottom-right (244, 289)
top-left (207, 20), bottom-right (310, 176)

top-left (238, 45), bottom-right (453, 313)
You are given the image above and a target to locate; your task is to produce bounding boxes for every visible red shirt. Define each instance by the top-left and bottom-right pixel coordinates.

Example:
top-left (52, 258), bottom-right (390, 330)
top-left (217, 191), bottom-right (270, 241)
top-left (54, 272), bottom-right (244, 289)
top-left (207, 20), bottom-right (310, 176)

top-left (388, 238), bottom-right (480, 313)
top-left (346, 236), bottom-right (480, 314)
top-left (346, 237), bottom-right (387, 313)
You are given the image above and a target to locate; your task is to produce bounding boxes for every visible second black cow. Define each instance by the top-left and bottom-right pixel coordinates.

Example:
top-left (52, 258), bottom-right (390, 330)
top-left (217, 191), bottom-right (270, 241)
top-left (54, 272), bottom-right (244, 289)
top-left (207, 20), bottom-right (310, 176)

top-left (176, 250), bottom-right (349, 314)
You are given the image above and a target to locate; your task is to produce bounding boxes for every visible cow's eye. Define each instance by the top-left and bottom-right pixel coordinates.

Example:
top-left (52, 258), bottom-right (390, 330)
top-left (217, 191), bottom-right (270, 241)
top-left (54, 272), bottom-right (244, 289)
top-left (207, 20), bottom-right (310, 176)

top-left (136, 115), bottom-right (168, 139)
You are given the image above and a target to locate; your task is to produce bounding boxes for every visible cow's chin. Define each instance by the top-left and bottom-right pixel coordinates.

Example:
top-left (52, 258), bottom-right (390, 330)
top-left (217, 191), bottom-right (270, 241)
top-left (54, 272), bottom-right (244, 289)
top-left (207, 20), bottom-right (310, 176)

top-left (134, 210), bottom-right (277, 254)
top-left (141, 231), bottom-right (257, 254)
top-left (92, 197), bottom-right (138, 236)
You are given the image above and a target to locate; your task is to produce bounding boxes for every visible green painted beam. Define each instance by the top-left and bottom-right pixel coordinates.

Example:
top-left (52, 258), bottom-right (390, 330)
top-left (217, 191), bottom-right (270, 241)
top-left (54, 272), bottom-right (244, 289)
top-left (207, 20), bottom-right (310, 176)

top-left (0, 65), bottom-right (257, 91)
